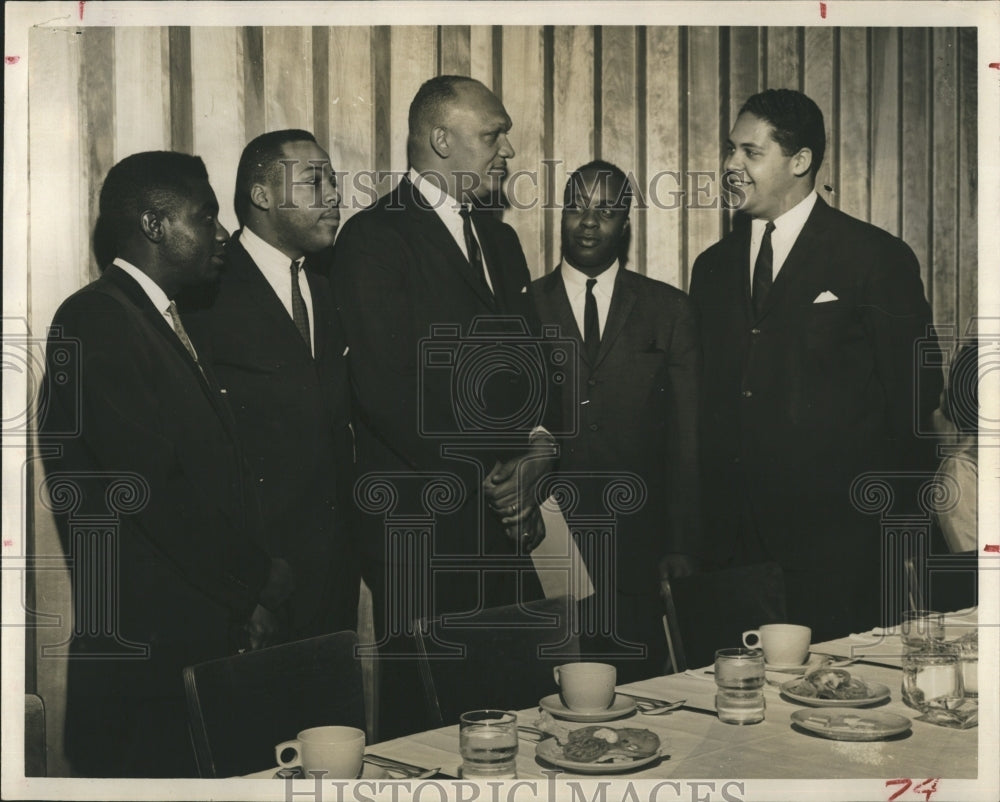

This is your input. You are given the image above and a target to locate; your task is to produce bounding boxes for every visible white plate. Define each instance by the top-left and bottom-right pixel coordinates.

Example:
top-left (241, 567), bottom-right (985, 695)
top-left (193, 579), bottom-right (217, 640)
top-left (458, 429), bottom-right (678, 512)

top-left (535, 738), bottom-right (662, 774)
top-left (780, 678), bottom-right (891, 707)
top-left (791, 708), bottom-right (911, 741)
top-left (539, 693), bottom-right (637, 721)
top-left (766, 652), bottom-right (857, 673)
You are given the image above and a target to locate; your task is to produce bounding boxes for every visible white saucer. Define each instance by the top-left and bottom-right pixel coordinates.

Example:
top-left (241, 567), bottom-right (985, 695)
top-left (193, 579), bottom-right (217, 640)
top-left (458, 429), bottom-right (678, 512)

top-left (539, 693), bottom-right (637, 721)
top-left (765, 661), bottom-right (810, 673)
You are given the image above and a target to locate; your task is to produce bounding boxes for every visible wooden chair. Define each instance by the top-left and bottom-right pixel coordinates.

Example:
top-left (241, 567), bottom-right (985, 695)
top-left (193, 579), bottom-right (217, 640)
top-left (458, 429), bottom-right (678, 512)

top-left (660, 562), bottom-right (787, 672)
top-left (25, 693), bottom-right (46, 777)
top-left (414, 595), bottom-right (579, 727)
top-left (183, 631), bottom-right (366, 778)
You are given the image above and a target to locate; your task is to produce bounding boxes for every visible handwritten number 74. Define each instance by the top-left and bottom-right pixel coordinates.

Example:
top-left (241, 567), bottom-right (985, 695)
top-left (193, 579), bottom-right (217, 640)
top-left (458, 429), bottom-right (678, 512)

top-left (886, 779), bottom-right (940, 802)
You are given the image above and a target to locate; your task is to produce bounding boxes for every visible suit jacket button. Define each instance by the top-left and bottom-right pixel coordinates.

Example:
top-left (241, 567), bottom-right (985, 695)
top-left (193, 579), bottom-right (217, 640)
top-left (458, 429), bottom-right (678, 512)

top-left (751, 328), bottom-right (761, 335)
top-left (742, 390), bottom-right (753, 398)
top-left (587, 379), bottom-right (597, 387)
top-left (589, 423), bottom-right (600, 431)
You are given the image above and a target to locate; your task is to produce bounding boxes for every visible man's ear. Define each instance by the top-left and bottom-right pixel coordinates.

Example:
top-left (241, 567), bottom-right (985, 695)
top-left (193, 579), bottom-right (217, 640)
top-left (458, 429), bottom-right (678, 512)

top-left (139, 210), bottom-right (165, 243)
top-left (791, 148), bottom-right (813, 178)
top-left (249, 182), bottom-right (271, 212)
top-left (430, 126), bottom-right (450, 159)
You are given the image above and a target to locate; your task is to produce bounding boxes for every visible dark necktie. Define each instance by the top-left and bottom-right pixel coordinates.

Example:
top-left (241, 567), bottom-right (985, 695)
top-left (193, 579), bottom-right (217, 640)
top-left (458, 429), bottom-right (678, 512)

top-left (459, 204), bottom-right (491, 294)
top-left (752, 221), bottom-right (775, 316)
top-left (166, 300), bottom-right (205, 379)
top-left (290, 260), bottom-right (311, 349)
top-left (584, 278), bottom-right (600, 363)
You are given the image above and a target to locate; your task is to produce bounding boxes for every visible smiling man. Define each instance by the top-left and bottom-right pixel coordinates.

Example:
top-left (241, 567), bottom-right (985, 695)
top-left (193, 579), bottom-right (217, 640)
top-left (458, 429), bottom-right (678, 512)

top-left (531, 161), bottom-right (701, 681)
top-left (333, 75), bottom-right (558, 738)
top-left (41, 152), bottom-right (291, 776)
top-left (181, 129), bottom-right (359, 643)
top-left (689, 90), bottom-right (942, 640)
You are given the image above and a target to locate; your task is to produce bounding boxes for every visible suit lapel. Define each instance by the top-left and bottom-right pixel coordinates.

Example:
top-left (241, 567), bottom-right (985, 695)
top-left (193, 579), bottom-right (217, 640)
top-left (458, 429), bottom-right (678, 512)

top-left (594, 268), bottom-right (636, 369)
top-left (756, 197), bottom-right (830, 319)
top-left (543, 267), bottom-right (583, 343)
top-left (398, 178), bottom-right (497, 311)
top-left (229, 237), bottom-right (314, 361)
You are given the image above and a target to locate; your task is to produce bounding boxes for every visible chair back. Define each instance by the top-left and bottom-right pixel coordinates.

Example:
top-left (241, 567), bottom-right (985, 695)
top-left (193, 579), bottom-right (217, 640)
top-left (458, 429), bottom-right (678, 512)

top-left (415, 595), bottom-right (579, 727)
top-left (183, 631), bottom-right (366, 778)
top-left (25, 693), bottom-right (46, 777)
top-left (660, 562), bottom-right (787, 672)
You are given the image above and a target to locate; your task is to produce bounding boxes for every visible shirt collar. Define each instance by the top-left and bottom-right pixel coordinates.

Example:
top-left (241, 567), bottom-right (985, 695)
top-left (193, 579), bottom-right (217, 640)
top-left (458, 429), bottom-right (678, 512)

top-left (113, 257), bottom-right (172, 312)
top-left (240, 225), bottom-right (302, 273)
top-left (410, 167), bottom-right (463, 218)
top-left (561, 259), bottom-right (620, 297)
top-left (751, 190), bottom-right (818, 240)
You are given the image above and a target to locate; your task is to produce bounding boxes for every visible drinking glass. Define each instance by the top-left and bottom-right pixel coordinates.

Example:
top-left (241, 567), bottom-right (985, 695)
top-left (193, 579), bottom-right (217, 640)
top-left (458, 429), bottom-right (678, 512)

top-left (459, 710), bottom-right (518, 778)
top-left (900, 609), bottom-right (945, 648)
top-left (714, 647), bottom-right (765, 725)
top-left (902, 644), bottom-right (964, 712)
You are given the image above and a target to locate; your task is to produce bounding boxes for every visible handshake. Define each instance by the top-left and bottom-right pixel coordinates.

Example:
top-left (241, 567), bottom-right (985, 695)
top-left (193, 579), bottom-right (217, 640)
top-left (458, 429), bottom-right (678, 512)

top-left (482, 434), bottom-right (558, 554)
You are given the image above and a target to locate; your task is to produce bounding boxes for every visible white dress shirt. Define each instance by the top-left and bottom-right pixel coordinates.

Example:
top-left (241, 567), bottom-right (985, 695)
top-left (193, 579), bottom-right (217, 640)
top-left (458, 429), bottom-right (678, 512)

top-left (113, 257), bottom-right (197, 348)
top-left (409, 167), bottom-right (493, 292)
top-left (240, 225), bottom-right (315, 355)
top-left (748, 190), bottom-right (818, 282)
top-left (560, 259), bottom-right (620, 340)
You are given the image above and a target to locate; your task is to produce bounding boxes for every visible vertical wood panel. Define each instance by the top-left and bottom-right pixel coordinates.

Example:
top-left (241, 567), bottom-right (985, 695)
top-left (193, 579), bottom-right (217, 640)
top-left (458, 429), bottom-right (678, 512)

top-left (729, 27), bottom-right (761, 123)
top-left (470, 26), bottom-right (495, 90)
top-left (312, 26), bottom-right (330, 148)
top-left (957, 28), bottom-right (977, 334)
top-left (440, 26), bottom-right (471, 75)
top-left (766, 27), bottom-right (800, 90)
top-left (901, 29), bottom-right (932, 294)
top-left (328, 27), bottom-right (375, 222)
top-left (81, 29), bottom-right (116, 281)
top-left (600, 27), bottom-right (639, 271)
top-left (838, 29), bottom-right (869, 221)
top-left (190, 28), bottom-right (245, 233)
top-left (552, 26), bottom-right (595, 272)
top-left (389, 26), bottom-right (437, 177)
top-left (502, 26), bottom-right (546, 278)
top-left (168, 27), bottom-right (193, 154)
top-left (931, 28), bottom-right (959, 330)
top-left (645, 27), bottom-right (683, 288)
top-left (870, 29), bottom-right (900, 236)
top-left (803, 27), bottom-right (837, 204)
top-left (242, 27), bottom-right (265, 142)
top-left (114, 28), bottom-right (168, 160)
top-left (263, 27), bottom-right (314, 132)
top-left (372, 27), bottom-right (392, 192)
top-left (686, 27), bottom-right (723, 283)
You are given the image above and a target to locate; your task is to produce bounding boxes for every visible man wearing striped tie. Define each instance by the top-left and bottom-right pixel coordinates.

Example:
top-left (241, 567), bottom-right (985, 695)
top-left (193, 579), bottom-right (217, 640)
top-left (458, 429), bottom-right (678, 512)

top-left (42, 151), bottom-right (292, 776)
top-left (181, 130), bottom-right (360, 643)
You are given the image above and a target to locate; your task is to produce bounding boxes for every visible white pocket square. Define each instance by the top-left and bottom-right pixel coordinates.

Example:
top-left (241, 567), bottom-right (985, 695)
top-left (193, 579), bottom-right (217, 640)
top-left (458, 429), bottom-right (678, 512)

top-left (813, 291), bottom-right (839, 303)
top-left (521, 285), bottom-right (528, 293)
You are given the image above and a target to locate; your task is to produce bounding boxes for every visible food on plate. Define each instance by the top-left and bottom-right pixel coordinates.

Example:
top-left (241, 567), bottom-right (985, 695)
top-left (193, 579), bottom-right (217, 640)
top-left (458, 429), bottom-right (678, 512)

top-left (788, 668), bottom-right (871, 700)
top-left (560, 726), bottom-right (661, 763)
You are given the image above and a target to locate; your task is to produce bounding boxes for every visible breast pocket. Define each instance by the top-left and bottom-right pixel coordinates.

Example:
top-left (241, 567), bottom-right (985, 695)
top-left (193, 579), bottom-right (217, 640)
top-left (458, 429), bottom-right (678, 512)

top-left (802, 301), bottom-right (863, 349)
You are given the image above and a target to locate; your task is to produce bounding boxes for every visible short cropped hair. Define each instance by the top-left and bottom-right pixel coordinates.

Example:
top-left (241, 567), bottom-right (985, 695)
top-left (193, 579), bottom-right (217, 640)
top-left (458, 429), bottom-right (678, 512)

top-left (234, 129), bottom-right (318, 226)
top-left (95, 151), bottom-right (209, 264)
top-left (564, 159), bottom-right (633, 213)
top-left (740, 89), bottom-right (826, 176)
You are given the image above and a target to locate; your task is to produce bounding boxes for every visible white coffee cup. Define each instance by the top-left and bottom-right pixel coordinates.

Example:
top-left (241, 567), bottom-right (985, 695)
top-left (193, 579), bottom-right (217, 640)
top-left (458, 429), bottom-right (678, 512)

top-left (553, 662), bottom-right (616, 713)
top-left (741, 624), bottom-right (812, 667)
top-left (275, 725), bottom-right (365, 778)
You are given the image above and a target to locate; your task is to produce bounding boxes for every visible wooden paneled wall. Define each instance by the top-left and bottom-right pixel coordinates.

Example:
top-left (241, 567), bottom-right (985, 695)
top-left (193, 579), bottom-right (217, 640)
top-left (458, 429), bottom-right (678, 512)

top-left (29, 25), bottom-right (977, 341)
top-left (25, 25), bottom-right (977, 775)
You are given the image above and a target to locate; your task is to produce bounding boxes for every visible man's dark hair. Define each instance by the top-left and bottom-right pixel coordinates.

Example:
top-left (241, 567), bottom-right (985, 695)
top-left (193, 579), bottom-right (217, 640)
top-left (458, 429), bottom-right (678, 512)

top-left (739, 89), bottom-right (826, 176)
top-left (234, 129), bottom-right (318, 226)
top-left (95, 151), bottom-right (209, 266)
top-left (564, 159), bottom-right (634, 214)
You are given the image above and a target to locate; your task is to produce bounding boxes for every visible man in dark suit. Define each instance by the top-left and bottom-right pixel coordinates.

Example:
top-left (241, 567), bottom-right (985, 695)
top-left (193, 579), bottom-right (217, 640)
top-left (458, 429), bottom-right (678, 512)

top-left (333, 76), bottom-right (557, 736)
top-left (182, 130), bottom-right (358, 640)
top-left (689, 90), bottom-right (942, 641)
top-left (41, 152), bottom-right (292, 777)
top-left (530, 161), bottom-right (701, 681)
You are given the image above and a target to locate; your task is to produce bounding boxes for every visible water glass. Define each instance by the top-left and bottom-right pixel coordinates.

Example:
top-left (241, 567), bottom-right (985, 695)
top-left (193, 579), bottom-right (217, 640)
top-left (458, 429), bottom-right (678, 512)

top-left (459, 710), bottom-right (518, 779)
top-left (900, 609), bottom-right (945, 648)
top-left (714, 647), bottom-right (765, 725)
top-left (902, 645), bottom-right (964, 712)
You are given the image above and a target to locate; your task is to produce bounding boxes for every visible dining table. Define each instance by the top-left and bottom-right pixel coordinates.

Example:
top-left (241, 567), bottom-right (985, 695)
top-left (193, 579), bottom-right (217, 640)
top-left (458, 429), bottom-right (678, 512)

top-left (247, 608), bottom-right (988, 798)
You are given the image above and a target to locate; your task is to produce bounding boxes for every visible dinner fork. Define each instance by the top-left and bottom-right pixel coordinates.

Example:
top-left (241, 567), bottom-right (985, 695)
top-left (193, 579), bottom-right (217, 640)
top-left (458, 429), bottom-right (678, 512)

top-left (363, 753), bottom-right (439, 778)
top-left (621, 694), bottom-right (686, 714)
